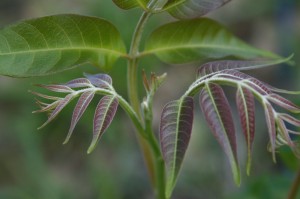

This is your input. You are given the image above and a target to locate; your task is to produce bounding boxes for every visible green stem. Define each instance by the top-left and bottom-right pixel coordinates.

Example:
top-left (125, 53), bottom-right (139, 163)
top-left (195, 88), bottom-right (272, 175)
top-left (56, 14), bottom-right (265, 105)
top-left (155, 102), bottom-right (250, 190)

top-left (128, 11), bottom-right (151, 114)
top-left (287, 167), bottom-right (300, 199)
top-left (127, 11), bottom-right (166, 199)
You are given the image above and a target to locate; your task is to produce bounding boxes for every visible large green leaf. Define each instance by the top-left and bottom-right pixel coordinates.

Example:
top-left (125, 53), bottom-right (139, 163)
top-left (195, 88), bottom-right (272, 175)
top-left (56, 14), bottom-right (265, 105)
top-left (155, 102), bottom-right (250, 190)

top-left (163, 0), bottom-right (231, 19)
top-left (143, 18), bottom-right (278, 64)
top-left (0, 14), bottom-right (126, 77)
top-left (112, 0), bottom-right (149, 10)
top-left (112, 0), bottom-right (140, 9)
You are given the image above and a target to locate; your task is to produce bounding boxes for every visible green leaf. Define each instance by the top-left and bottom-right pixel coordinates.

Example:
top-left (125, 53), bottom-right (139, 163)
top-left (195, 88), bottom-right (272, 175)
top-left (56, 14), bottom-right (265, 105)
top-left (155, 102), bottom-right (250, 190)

top-left (112, 0), bottom-right (149, 10)
top-left (112, 0), bottom-right (140, 9)
top-left (163, 0), bottom-right (231, 19)
top-left (0, 14), bottom-right (126, 77)
top-left (159, 96), bottom-right (194, 198)
top-left (143, 18), bottom-right (278, 64)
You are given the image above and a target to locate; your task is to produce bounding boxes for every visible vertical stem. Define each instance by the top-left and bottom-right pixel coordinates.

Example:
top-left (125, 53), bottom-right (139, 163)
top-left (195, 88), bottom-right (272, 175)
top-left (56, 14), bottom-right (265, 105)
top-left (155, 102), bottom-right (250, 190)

top-left (128, 11), bottom-right (151, 114)
top-left (127, 11), bottom-right (166, 199)
top-left (287, 167), bottom-right (300, 199)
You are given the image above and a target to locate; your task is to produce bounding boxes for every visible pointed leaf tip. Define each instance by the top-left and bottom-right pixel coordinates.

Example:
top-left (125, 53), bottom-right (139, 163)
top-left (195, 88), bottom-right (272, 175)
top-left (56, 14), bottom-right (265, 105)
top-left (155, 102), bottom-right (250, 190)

top-left (84, 73), bottom-right (112, 89)
top-left (88, 95), bottom-right (118, 153)
top-left (160, 96), bottom-right (194, 197)
top-left (197, 55), bottom-right (293, 77)
top-left (264, 103), bottom-right (276, 162)
top-left (199, 83), bottom-right (240, 184)
top-left (38, 94), bottom-right (74, 130)
top-left (236, 87), bottom-right (255, 175)
top-left (145, 18), bottom-right (279, 65)
top-left (164, 0), bottom-right (231, 19)
top-left (64, 91), bottom-right (95, 145)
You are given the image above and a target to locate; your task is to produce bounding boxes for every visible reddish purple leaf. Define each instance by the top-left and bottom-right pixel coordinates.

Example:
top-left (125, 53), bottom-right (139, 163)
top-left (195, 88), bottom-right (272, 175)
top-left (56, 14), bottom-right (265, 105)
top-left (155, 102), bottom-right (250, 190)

top-left (276, 118), bottom-right (293, 147)
top-left (159, 96), bottom-right (194, 197)
top-left (36, 84), bottom-right (73, 93)
top-left (87, 95), bottom-right (118, 153)
top-left (279, 113), bottom-right (300, 127)
top-left (217, 70), bottom-right (272, 95)
top-left (166, 0), bottom-right (231, 19)
top-left (38, 94), bottom-right (74, 129)
top-left (64, 91), bottom-right (95, 144)
top-left (84, 73), bottom-right (112, 89)
top-left (197, 57), bottom-right (292, 77)
top-left (263, 103), bottom-right (276, 161)
top-left (65, 78), bottom-right (91, 88)
top-left (236, 87), bottom-right (255, 174)
top-left (199, 83), bottom-right (240, 184)
top-left (30, 90), bottom-right (62, 101)
top-left (33, 100), bottom-right (60, 113)
top-left (267, 93), bottom-right (300, 113)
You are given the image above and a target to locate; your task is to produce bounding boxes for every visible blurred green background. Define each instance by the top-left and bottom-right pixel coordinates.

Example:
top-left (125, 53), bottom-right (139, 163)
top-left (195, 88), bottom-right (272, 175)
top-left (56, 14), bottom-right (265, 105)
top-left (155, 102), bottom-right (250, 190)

top-left (0, 0), bottom-right (300, 198)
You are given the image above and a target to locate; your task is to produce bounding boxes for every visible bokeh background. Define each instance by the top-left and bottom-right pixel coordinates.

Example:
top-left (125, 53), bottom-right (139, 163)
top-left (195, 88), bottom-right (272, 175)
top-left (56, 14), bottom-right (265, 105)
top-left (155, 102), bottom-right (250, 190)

top-left (0, 0), bottom-right (300, 198)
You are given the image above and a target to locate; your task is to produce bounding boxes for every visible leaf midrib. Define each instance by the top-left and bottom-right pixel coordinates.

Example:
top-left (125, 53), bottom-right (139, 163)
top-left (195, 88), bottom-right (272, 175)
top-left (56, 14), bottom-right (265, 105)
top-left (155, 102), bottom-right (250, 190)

top-left (0, 47), bottom-right (126, 57)
top-left (142, 44), bottom-right (270, 57)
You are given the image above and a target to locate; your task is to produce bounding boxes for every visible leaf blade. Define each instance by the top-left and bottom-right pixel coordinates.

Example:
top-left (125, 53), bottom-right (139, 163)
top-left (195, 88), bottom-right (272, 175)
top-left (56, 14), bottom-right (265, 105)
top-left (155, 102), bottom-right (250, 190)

top-left (64, 91), bottom-right (95, 144)
top-left (263, 103), bottom-right (276, 161)
top-left (0, 14), bottom-right (126, 77)
top-left (164, 0), bottom-right (231, 19)
top-left (199, 83), bottom-right (240, 184)
top-left (159, 96), bottom-right (194, 198)
top-left (112, 0), bottom-right (140, 9)
top-left (144, 19), bottom-right (278, 64)
top-left (84, 73), bottom-right (113, 88)
top-left (197, 55), bottom-right (293, 77)
top-left (38, 94), bottom-right (74, 129)
top-left (236, 86), bottom-right (255, 175)
top-left (88, 95), bottom-right (119, 153)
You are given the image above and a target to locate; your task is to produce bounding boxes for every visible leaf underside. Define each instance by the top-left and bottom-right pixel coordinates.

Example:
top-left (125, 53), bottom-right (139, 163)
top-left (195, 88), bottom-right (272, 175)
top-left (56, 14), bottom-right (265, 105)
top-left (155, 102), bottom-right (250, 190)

top-left (197, 56), bottom-right (292, 77)
top-left (88, 95), bottom-right (119, 154)
top-left (236, 87), bottom-right (255, 175)
top-left (64, 91), bottom-right (95, 144)
top-left (164, 0), bottom-right (231, 19)
top-left (84, 73), bottom-right (113, 88)
top-left (38, 93), bottom-right (74, 129)
top-left (0, 14), bottom-right (126, 77)
top-left (264, 103), bottom-right (277, 161)
top-left (112, 0), bottom-right (139, 9)
top-left (199, 83), bottom-right (240, 185)
top-left (160, 96), bottom-right (194, 198)
top-left (112, 0), bottom-right (148, 10)
top-left (144, 18), bottom-right (278, 64)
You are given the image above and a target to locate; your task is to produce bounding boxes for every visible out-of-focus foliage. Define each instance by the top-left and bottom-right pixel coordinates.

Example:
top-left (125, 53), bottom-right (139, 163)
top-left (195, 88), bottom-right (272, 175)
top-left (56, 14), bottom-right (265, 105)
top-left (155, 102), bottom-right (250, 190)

top-left (0, 0), bottom-right (299, 198)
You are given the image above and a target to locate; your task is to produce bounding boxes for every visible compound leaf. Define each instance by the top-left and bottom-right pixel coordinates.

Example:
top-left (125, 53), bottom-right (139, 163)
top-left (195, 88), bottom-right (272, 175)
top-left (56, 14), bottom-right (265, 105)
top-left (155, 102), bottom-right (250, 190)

top-left (0, 14), bottom-right (126, 77)
top-left (159, 96), bottom-right (194, 198)
top-left (144, 18), bottom-right (278, 64)
top-left (88, 95), bottom-right (119, 153)
top-left (199, 83), bottom-right (240, 185)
